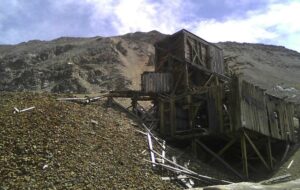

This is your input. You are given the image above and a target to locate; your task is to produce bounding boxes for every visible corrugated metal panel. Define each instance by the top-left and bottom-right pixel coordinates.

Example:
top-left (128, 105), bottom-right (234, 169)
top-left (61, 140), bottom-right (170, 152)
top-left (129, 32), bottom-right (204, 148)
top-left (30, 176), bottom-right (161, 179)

top-left (141, 72), bottom-right (171, 93)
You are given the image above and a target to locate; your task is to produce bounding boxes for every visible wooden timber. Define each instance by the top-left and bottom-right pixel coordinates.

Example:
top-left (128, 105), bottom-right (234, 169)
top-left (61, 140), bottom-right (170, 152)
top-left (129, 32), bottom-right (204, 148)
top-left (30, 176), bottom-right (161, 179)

top-left (106, 29), bottom-right (299, 180)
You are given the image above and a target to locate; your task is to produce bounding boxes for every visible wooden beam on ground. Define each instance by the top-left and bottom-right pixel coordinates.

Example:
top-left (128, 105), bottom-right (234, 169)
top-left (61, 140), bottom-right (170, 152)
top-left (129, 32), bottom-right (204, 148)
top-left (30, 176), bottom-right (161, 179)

top-left (196, 140), bottom-right (244, 179)
top-left (147, 133), bottom-right (156, 167)
top-left (244, 132), bottom-right (270, 170)
top-left (260, 174), bottom-right (292, 185)
top-left (148, 149), bottom-right (232, 184)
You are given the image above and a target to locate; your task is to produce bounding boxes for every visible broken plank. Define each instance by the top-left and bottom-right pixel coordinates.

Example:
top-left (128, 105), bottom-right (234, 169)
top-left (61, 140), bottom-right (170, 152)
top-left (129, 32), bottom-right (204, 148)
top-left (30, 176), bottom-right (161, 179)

top-left (147, 133), bottom-right (156, 167)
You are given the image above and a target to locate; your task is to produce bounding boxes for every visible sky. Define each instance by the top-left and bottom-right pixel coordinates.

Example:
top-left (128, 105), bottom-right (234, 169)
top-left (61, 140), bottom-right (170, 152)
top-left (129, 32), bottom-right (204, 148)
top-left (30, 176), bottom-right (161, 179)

top-left (0, 0), bottom-right (300, 52)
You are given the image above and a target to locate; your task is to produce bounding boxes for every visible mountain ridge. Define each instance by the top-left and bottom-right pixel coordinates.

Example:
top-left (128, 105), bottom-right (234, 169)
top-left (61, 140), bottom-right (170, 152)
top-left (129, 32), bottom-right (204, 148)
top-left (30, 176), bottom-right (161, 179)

top-left (0, 30), bottom-right (299, 103)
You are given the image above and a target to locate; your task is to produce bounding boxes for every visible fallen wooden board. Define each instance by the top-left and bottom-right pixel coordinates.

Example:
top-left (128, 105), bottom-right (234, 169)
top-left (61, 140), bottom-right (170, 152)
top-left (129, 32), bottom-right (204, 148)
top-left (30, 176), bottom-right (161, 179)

top-left (191, 178), bottom-right (300, 190)
top-left (147, 133), bottom-right (156, 167)
top-left (260, 174), bottom-right (292, 185)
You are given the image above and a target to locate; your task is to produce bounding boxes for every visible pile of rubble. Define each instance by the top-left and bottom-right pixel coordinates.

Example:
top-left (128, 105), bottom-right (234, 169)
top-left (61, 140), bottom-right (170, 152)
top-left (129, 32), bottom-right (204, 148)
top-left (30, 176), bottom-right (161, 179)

top-left (0, 92), bottom-right (179, 189)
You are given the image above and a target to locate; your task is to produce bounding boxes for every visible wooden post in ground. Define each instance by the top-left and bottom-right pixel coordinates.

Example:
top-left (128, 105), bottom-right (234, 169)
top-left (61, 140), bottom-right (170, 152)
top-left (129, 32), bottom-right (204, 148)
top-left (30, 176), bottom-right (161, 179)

top-left (131, 97), bottom-right (137, 114)
top-left (267, 137), bottom-right (273, 170)
top-left (192, 138), bottom-right (197, 156)
top-left (159, 102), bottom-right (165, 135)
top-left (196, 140), bottom-right (244, 179)
top-left (241, 133), bottom-right (249, 178)
top-left (209, 137), bottom-right (237, 163)
top-left (244, 132), bottom-right (270, 170)
top-left (170, 96), bottom-right (176, 136)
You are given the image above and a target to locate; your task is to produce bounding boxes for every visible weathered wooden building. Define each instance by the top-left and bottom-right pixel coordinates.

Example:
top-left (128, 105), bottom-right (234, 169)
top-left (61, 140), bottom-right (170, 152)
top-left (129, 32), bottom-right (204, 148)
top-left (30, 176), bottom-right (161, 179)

top-left (149, 29), bottom-right (298, 178)
top-left (109, 29), bottom-right (299, 179)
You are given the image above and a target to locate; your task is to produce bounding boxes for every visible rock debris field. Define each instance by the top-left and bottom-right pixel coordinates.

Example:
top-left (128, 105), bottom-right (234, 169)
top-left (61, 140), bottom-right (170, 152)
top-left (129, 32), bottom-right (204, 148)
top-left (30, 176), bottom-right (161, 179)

top-left (0, 92), bottom-right (179, 189)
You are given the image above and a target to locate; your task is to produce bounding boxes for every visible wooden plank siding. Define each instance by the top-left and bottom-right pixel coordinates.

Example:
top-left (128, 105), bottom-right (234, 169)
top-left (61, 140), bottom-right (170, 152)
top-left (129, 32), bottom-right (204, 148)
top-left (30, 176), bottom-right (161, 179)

top-left (141, 72), bottom-right (172, 93)
top-left (155, 29), bottom-right (225, 76)
top-left (230, 77), bottom-right (296, 142)
top-left (240, 81), bottom-right (269, 136)
top-left (266, 96), bottom-right (295, 142)
top-left (207, 84), bottom-right (224, 134)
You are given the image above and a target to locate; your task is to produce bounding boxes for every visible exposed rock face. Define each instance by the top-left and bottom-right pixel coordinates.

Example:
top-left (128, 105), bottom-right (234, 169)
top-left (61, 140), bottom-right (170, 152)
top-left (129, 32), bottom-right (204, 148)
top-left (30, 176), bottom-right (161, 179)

top-left (0, 30), bottom-right (299, 104)
top-left (0, 31), bottom-right (165, 93)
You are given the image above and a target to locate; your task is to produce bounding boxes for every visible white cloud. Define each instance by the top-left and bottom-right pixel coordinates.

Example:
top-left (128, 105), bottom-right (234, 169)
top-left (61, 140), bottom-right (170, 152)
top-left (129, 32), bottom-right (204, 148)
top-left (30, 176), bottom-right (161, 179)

top-left (85, 0), bottom-right (300, 52)
top-left (112, 0), bottom-right (184, 34)
top-left (1, 0), bottom-right (299, 52)
top-left (191, 1), bottom-right (300, 52)
top-left (86, 0), bottom-right (189, 35)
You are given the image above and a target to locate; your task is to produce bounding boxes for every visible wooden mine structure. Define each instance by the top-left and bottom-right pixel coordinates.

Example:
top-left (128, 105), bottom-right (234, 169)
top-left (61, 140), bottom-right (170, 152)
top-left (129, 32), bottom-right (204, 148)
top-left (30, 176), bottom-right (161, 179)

top-left (109, 29), bottom-right (300, 179)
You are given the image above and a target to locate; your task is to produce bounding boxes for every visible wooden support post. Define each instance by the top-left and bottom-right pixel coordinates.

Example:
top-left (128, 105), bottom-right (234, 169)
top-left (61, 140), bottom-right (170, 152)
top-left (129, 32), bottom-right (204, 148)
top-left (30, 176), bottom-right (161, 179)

top-left (204, 74), bottom-right (214, 87)
top-left (267, 137), bottom-right (273, 170)
top-left (241, 133), bottom-right (249, 178)
top-left (244, 132), bottom-right (270, 170)
top-left (131, 98), bottom-right (137, 114)
top-left (107, 97), bottom-right (113, 107)
top-left (196, 140), bottom-right (244, 179)
top-left (209, 137), bottom-right (237, 163)
top-left (159, 102), bottom-right (165, 135)
top-left (172, 72), bottom-right (184, 95)
top-left (192, 139), bottom-right (197, 156)
top-left (187, 95), bottom-right (193, 129)
top-left (170, 96), bottom-right (176, 136)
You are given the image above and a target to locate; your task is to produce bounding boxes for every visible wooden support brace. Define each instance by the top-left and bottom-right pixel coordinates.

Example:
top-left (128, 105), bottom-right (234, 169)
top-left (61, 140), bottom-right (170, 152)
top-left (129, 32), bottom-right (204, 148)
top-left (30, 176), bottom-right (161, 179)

top-left (244, 132), bottom-right (270, 170)
top-left (204, 74), bottom-right (214, 87)
top-left (172, 72), bottom-right (184, 95)
top-left (209, 137), bottom-right (237, 164)
top-left (196, 140), bottom-right (244, 179)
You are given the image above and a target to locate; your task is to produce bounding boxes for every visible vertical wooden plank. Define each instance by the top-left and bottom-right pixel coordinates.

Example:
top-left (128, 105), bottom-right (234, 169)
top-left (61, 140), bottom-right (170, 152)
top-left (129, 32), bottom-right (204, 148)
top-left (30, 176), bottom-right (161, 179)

top-left (170, 96), bottom-right (176, 136)
top-left (187, 94), bottom-right (193, 129)
top-left (241, 133), bottom-right (249, 178)
top-left (192, 138), bottom-right (197, 156)
top-left (159, 102), bottom-right (165, 135)
top-left (267, 137), bottom-right (273, 170)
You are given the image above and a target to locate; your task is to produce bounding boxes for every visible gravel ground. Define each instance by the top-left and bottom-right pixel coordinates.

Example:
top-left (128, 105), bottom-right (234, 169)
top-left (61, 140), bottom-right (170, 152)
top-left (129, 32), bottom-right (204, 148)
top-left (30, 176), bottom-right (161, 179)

top-left (0, 92), bottom-right (180, 190)
top-left (1, 92), bottom-right (298, 189)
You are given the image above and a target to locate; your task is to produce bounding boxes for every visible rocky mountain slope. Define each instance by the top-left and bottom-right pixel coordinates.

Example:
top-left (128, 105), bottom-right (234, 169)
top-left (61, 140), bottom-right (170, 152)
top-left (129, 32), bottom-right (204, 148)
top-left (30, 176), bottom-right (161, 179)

top-left (218, 42), bottom-right (300, 103)
top-left (0, 30), bottom-right (299, 103)
top-left (0, 31), bottom-right (164, 93)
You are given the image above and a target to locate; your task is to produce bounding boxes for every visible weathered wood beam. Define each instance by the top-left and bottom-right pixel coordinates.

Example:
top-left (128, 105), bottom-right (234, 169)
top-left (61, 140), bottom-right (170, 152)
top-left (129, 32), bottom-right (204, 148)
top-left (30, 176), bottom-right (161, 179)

top-left (170, 96), bottom-right (176, 136)
top-left (159, 102), bottom-right (165, 135)
top-left (196, 140), bottom-right (244, 179)
top-left (241, 133), bottom-right (249, 178)
top-left (204, 74), bottom-right (214, 87)
top-left (209, 137), bottom-right (237, 164)
top-left (172, 72), bottom-right (184, 95)
top-left (266, 137), bottom-right (273, 170)
top-left (244, 132), bottom-right (270, 170)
